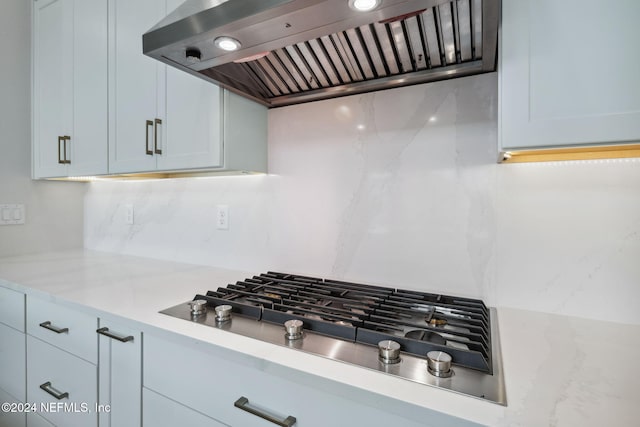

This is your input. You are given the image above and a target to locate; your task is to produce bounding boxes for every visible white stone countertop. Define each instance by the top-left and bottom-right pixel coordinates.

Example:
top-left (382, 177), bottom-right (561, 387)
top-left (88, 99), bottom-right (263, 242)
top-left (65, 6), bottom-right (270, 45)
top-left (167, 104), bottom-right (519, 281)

top-left (1, 250), bottom-right (638, 426)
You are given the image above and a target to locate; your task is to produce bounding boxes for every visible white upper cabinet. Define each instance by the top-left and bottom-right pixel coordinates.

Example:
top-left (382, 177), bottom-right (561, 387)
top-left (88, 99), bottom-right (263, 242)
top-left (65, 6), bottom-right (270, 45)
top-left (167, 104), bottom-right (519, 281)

top-left (500, 0), bottom-right (640, 150)
top-left (32, 0), bottom-right (108, 178)
top-left (109, 0), bottom-right (260, 175)
top-left (161, 67), bottom-right (223, 171)
top-left (108, 0), bottom-right (165, 173)
top-left (33, 0), bottom-right (266, 179)
top-left (160, 0), bottom-right (223, 172)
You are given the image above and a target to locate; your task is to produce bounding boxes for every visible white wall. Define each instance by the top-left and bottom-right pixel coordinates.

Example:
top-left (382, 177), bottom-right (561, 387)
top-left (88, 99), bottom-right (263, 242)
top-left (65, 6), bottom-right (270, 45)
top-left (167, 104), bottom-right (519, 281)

top-left (0, 0), bottom-right (85, 257)
top-left (84, 73), bottom-right (640, 325)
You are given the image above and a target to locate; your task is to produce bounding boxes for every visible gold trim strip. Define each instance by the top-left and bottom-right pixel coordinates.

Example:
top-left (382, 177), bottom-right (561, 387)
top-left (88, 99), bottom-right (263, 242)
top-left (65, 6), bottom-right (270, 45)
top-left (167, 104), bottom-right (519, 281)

top-left (499, 143), bottom-right (640, 163)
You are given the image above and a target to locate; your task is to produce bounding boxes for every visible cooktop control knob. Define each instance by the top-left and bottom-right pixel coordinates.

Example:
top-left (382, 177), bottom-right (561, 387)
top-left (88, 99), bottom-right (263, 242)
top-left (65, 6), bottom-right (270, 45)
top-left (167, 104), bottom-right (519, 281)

top-left (284, 319), bottom-right (304, 340)
top-left (378, 340), bottom-right (401, 364)
top-left (189, 299), bottom-right (207, 316)
top-left (214, 305), bottom-right (232, 322)
top-left (426, 351), bottom-right (453, 378)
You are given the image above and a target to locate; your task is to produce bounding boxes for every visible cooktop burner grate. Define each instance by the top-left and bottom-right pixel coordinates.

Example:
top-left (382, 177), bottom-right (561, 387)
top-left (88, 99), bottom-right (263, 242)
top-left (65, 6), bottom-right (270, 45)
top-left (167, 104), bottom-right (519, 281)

top-left (190, 271), bottom-right (492, 373)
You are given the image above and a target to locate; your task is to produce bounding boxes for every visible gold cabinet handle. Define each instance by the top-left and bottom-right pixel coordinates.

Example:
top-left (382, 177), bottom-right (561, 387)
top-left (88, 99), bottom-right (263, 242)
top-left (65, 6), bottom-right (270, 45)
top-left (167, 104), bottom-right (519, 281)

top-left (145, 120), bottom-right (154, 155)
top-left (154, 118), bottom-right (162, 155)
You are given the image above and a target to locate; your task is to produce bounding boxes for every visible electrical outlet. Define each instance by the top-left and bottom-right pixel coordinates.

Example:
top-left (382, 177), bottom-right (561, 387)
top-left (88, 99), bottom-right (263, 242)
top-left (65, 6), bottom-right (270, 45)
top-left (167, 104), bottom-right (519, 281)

top-left (124, 204), bottom-right (134, 225)
top-left (216, 205), bottom-right (229, 230)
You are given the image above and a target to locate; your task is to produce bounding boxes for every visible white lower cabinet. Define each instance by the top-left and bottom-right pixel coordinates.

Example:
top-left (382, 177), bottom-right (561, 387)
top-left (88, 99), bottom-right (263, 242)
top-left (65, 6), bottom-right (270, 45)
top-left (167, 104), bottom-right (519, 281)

top-left (142, 388), bottom-right (226, 427)
top-left (0, 286), bottom-right (26, 427)
top-left (0, 286), bottom-right (26, 332)
top-left (97, 318), bottom-right (142, 427)
top-left (0, 286), bottom-right (26, 405)
top-left (144, 334), bottom-right (428, 427)
top-left (26, 413), bottom-right (55, 427)
top-left (0, 323), bottom-right (26, 402)
top-left (0, 388), bottom-right (26, 427)
top-left (26, 336), bottom-right (97, 427)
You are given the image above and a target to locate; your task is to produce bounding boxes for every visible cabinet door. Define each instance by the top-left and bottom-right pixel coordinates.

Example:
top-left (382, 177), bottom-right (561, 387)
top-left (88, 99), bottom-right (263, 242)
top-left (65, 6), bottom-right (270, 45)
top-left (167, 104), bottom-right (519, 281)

top-left (159, 67), bottom-right (223, 171)
top-left (26, 413), bottom-right (54, 427)
top-left (109, 0), bottom-right (165, 173)
top-left (0, 388), bottom-right (26, 427)
top-left (69, 0), bottom-right (108, 176)
top-left (98, 319), bottom-right (141, 427)
top-left (142, 388), bottom-right (226, 427)
top-left (32, 0), bottom-right (72, 178)
top-left (500, 0), bottom-right (640, 150)
top-left (0, 324), bottom-right (26, 402)
top-left (0, 286), bottom-right (25, 332)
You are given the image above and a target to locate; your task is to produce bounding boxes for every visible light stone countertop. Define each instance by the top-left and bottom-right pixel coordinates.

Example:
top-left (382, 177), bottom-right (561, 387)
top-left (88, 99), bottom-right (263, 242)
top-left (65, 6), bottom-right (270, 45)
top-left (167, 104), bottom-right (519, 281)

top-left (1, 250), bottom-right (638, 426)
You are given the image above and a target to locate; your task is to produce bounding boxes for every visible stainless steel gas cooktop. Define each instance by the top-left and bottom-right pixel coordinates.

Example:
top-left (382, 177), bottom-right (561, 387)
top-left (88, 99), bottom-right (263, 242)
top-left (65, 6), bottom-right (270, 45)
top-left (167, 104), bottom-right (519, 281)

top-left (161, 271), bottom-right (506, 405)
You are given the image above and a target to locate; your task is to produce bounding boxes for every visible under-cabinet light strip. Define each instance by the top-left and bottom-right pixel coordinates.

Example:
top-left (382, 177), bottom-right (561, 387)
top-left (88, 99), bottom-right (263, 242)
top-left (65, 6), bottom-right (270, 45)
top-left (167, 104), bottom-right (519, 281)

top-left (499, 143), bottom-right (640, 164)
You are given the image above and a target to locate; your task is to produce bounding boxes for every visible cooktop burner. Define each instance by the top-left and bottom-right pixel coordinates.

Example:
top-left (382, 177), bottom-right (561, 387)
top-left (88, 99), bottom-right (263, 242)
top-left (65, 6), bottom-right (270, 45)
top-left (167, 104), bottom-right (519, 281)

top-left (160, 271), bottom-right (506, 405)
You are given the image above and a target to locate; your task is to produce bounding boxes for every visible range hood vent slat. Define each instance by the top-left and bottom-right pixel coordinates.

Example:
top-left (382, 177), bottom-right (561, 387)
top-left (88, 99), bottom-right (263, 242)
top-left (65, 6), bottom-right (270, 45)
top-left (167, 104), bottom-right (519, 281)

top-left (389, 21), bottom-right (414, 73)
top-left (374, 22), bottom-right (401, 75)
top-left (457, 0), bottom-right (473, 61)
top-left (144, 0), bottom-right (499, 108)
top-left (296, 42), bottom-right (331, 88)
top-left (404, 16), bottom-right (428, 70)
top-left (422, 8), bottom-right (443, 67)
top-left (438, 2), bottom-right (457, 65)
top-left (274, 49), bottom-right (310, 92)
top-left (335, 32), bottom-right (366, 82)
top-left (360, 24), bottom-right (389, 78)
top-left (472, 0), bottom-right (483, 59)
top-left (284, 45), bottom-right (322, 90)
top-left (319, 35), bottom-right (351, 85)
top-left (346, 28), bottom-right (376, 80)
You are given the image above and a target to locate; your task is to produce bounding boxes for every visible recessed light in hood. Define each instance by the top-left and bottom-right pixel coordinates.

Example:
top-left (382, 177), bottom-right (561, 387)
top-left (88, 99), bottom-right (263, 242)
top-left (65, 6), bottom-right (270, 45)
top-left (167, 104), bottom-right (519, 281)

top-left (349, 0), bottom-right (382, 12)
top-left (143, 0), bottom-right (499, 108)
top-left (214, 36), bottom-right (242, 51)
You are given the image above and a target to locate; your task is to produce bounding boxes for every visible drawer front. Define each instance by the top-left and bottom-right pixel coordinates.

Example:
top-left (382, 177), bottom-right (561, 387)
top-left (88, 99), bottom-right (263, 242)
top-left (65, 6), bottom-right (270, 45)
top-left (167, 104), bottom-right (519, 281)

top-left (0, 323), bottom-right (26, 402)
top-left (26, 412), bottom-right (55, 427)
top-left (26, 296), bottom-right (97, 363)
top-left (26, 336), bottom-right (97, 427)
top-left (144, 334), bottom-right (294, 426)
top-left (142, 388), bottom-right (226, 427)
top-left (0, 286), bottom-right (25, 331)
top-left (144, 334), bottom-right (426, 427)
top-left (0, 387), bottom-right (26, 427)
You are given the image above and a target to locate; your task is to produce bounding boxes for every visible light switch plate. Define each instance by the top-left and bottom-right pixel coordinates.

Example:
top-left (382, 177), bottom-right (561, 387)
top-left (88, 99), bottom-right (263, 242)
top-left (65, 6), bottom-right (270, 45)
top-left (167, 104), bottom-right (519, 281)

top-left (0, 204), bottom-right (25, 225)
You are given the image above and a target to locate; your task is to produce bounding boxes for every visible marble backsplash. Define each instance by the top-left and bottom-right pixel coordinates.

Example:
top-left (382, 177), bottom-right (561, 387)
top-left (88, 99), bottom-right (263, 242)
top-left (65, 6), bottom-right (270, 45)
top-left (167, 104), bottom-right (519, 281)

top-left (84, 73), bottom-right (640, 325)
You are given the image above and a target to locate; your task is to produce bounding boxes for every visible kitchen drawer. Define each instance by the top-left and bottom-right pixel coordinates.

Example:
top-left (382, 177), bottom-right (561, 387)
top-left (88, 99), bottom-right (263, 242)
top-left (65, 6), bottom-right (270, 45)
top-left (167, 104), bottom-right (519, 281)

top-left (26, 336), bottom-right (97, 427)
top-left (0, 286), bottom-right (25, 331)
top-left (0, 387), bottom-right (26, 427)
top-left (26, 413), bottom-right (55, 427)
top-left (26, 296), bottom-right (97, 364)
top-left (144, 334), bottom-right (426, 427)
top-left (142, 388), bottom-right (227, 427)
top-left (0, 323), bottom-right (26, 402)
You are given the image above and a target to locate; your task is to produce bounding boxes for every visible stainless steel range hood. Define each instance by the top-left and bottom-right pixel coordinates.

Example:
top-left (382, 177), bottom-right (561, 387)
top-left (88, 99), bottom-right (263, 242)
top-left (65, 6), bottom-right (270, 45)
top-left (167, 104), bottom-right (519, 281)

top-left (143, 0), bottom-right (499, 108)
